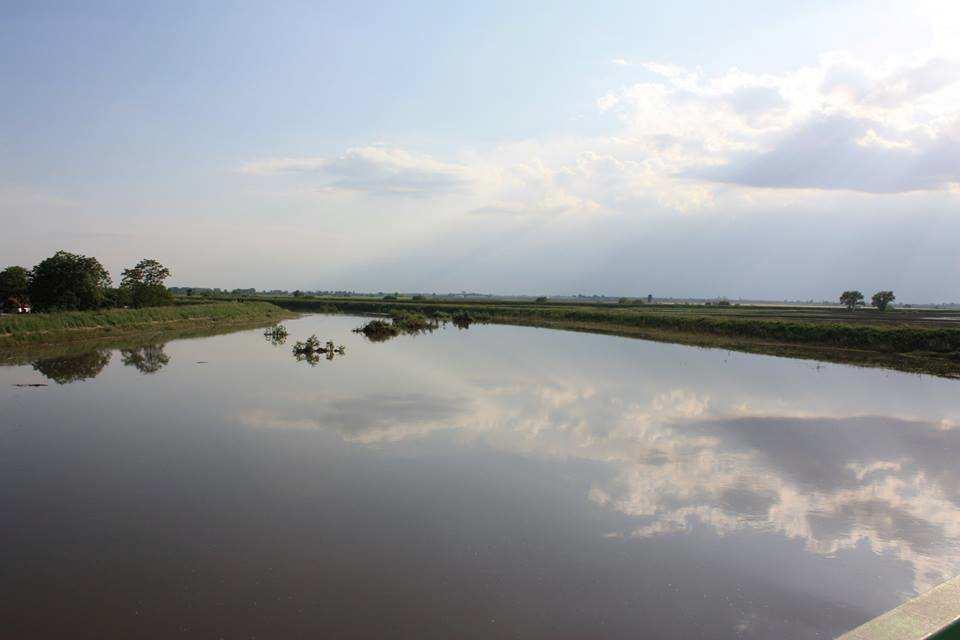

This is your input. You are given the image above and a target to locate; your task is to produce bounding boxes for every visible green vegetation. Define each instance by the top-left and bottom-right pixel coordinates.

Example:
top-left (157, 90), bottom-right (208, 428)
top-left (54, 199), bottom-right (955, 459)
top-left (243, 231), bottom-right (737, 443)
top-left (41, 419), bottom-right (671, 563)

top-left (354, 319), bottom-right (400, 341)
top-left (353, 311), bottom-right (442, 342)
top-left (254, 295), bottom-right (960, 378)
top-left (119, 258), bottom-right (174, 308)
top-left (840, 290), bottom-right (865, 310)
top-left (0, 301), bottom-right (294, 350)
top-left (1, 251), bottom-right (179, 312)
top-left (28, 250), bottom-right (112, 311)
top-left (390, 310), bottom-right (440, 332)
top-left (263, 324), bottom-right (290, 345)
top-left (292, 334), bottom-right (345, 364)
top-left (0, 266), bottom-right (30, 312)
top-left (451, 311), bottom-right (472, 329)
top-left (872, 290), bottom-right (896, 311)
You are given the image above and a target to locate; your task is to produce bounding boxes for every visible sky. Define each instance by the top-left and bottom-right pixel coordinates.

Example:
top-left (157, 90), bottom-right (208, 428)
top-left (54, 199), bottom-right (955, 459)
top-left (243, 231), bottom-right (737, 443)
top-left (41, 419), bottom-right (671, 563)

top-left (1, 0), bottom-right (959, 301)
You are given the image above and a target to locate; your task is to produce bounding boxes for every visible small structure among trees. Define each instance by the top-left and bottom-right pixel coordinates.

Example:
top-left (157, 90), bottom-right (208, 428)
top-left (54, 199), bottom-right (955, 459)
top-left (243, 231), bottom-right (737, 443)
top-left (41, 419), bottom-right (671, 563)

top-left (839, 290), bottom-right (865, 310)
top-left (0, 265), bottom-right (30, 312)
top-left (1, 252), bottom-right (176, 313)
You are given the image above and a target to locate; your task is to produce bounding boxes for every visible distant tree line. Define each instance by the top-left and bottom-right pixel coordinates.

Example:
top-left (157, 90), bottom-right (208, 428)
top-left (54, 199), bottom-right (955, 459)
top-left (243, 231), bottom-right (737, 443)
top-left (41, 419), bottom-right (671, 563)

top-left (0, 250), bottom-right (173, 313)
top-left (839, 290), bottom-right (896, 311)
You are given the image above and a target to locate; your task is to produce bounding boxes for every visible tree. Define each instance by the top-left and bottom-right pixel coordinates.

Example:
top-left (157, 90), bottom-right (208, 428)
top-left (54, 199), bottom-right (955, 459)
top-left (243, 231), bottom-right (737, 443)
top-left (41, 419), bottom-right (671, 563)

top-left (839, 290), bottom-right (865, 310)
top-left (28, 251), bottom-right (111, 311)
top-left (872, 290), bottom-right (895, 311)
top-left (535, 296), bottom-right (548, 303)
top-left (0, 266), bottom-right (30, 311)
top-left (120, 259), bottom-right (173, 308)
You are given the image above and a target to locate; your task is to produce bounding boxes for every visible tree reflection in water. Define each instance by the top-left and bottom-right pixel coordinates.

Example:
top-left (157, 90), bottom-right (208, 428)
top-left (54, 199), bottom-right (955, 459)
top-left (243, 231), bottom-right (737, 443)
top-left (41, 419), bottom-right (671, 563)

top-left (120, 344), bottom-right (170, 374)
top-left (32, 350), bottom-right (112, 384)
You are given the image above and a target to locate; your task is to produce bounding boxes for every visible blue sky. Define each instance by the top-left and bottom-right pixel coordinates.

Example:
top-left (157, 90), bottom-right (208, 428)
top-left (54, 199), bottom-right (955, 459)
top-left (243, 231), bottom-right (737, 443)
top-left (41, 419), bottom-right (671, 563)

top-left (2, 1), bottom-right (959, 300)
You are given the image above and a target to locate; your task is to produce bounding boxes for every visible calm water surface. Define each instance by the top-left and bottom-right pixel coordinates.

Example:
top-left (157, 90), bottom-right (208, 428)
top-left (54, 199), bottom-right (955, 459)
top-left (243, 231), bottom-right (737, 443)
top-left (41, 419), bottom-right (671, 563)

top-left (3, 315), bottom-right (960, 638)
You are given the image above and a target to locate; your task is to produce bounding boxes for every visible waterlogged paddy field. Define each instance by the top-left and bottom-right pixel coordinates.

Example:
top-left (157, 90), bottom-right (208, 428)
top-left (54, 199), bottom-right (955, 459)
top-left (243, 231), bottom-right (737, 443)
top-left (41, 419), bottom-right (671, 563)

top-left (3, 315), bottom-right (960, 639)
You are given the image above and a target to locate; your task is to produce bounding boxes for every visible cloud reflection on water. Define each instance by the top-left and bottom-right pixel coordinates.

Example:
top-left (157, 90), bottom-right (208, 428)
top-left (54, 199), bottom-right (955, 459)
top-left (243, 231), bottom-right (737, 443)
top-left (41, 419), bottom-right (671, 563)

top-left (234, 323), bottom-right (960, 595)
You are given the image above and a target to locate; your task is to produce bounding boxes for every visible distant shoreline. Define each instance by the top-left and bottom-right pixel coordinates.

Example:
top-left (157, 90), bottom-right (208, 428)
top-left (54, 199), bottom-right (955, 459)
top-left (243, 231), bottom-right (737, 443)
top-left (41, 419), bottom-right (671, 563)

top-left (4, 297), bottom-right (960, 379)
top-left (266, 296), bottom-right (960, 379)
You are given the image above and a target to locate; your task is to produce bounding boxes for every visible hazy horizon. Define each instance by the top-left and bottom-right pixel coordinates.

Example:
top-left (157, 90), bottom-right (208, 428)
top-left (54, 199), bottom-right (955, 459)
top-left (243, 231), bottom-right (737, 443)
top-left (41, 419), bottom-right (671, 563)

top-left (3, 1), bottom-right (959, 301)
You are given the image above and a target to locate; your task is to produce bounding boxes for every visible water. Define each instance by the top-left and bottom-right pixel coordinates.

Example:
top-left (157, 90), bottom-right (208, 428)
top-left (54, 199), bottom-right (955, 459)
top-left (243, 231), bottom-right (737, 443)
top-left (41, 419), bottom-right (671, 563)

top-left (2, 314), bottom-right (960, 638)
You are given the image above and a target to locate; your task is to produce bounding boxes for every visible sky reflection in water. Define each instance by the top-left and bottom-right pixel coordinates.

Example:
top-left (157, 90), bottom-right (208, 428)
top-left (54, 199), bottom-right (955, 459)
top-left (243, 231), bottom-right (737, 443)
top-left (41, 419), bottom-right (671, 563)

top-left (2, 314), bottom-right (959, 639)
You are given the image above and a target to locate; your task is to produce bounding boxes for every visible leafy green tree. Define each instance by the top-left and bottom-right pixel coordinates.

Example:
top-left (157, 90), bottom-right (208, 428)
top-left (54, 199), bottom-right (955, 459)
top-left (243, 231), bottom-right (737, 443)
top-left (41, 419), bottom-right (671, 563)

top-left (535, 296), bottom-right (548, 303)
top-left (839, 290), bottom-right (865, 310)
top-left (872, 290), bottom-right (895, 311)
top-left (120, 258), bottom-right (173, 308)
top-left (28, 251), bottom-right (112, 311)
top-left (0, 266), bottom-right (30, 311)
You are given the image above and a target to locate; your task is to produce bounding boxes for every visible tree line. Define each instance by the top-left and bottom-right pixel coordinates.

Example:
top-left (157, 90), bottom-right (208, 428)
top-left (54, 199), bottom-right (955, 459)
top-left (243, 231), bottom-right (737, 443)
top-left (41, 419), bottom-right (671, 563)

top-left (0, 250), bottom-right (173, 313)
top-left (839, 290), bottom-right (895, 311)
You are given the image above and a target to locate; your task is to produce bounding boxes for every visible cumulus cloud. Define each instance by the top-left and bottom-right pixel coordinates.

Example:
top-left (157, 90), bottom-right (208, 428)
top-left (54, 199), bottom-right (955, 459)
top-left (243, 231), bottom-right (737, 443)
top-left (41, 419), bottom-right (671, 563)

top-left (696, 114), bottom-right (960, 192)
top-left (600, 52), bottom-right (960, 193)
top-left (240, 49), bottom-right (960, 221)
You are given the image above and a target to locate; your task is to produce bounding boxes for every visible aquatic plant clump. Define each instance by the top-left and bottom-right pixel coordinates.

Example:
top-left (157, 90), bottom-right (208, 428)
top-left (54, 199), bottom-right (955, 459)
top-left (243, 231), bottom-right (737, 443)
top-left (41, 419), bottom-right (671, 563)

top-left (353, 319), bottom-right (401, 342)
top-left (389, 311), bottom-right (440, 333)
top-left (291, 334), bottom-right (345, 364)
top-left (451, 311), bottom-right (472, 329)
top-left (263, 324), bottom-right (289, 345)
top-left (353, 312), bottom-right (445, 343)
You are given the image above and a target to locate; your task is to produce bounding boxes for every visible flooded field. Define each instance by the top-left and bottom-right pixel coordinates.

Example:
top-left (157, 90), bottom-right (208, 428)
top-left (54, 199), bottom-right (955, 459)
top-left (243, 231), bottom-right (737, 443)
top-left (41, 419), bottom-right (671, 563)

top-left (3, 314), bottom-right (959, 638)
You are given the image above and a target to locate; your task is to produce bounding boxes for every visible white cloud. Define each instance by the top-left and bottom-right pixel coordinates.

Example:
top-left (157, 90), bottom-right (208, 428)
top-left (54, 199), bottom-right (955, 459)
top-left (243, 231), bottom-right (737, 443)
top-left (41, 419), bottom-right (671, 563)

top-left (601, 51), bottom-right (960, 193)
top-left (242, 49), bottom-right (959, 224)
top-left (241, 146), bottom-right (474, 197)
top-left (238, 157), bottom-right (329, 176)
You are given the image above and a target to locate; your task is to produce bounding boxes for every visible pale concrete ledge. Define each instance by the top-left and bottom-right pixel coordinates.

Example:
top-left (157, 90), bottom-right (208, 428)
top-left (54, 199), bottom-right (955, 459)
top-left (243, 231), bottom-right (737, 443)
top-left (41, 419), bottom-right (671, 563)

top-left (838, 577), bottom-right (960, 640)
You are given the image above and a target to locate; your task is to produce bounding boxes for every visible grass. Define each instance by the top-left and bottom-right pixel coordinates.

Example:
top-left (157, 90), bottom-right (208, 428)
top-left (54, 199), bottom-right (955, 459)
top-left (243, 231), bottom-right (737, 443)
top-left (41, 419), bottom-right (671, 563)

top-left (0, 301), bottom-right (296, 351)
top-left (258, 295), bottom-right (960, 378)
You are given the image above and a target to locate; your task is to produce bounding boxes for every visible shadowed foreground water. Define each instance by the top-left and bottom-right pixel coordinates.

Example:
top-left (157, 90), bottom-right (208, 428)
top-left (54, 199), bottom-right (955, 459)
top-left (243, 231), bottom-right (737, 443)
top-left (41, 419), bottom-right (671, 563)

top-left (2, 315), bottom-right (960, 638)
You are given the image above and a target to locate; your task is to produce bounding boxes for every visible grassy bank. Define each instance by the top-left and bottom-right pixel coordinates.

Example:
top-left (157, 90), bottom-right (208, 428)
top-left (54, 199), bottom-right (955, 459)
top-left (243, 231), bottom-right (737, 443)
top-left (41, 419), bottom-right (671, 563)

top-left (0, 302), bottom-right (296, 351)
top-left (265, 296), bottom-right (960, 378)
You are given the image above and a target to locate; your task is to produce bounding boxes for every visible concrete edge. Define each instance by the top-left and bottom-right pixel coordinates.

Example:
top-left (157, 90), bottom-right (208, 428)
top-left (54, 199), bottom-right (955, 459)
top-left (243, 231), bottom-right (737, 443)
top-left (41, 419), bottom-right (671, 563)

top-left (837, 577), bottom-right (960, 640)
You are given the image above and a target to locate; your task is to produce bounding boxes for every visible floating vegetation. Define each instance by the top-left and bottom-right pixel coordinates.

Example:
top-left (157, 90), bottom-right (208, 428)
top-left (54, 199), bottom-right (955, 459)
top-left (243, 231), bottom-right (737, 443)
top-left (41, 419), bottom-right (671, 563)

top-left (451, 311), bottom-right (472, 329)
top-left (292, 334), bottom-right (345, 364)
top-left (353, 311), bottom-right (444, 342)
top-left (263, 324), bottom-right (289, 345)
top-left (390, 311), bottom-right (439, 333)
top-left (353, 319), bottom-right (400, 342)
